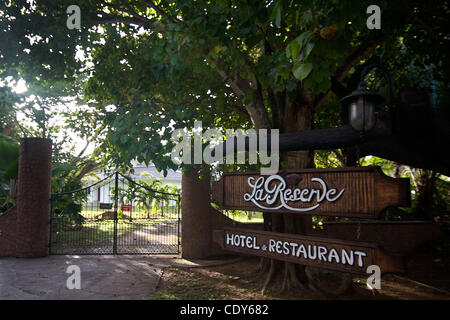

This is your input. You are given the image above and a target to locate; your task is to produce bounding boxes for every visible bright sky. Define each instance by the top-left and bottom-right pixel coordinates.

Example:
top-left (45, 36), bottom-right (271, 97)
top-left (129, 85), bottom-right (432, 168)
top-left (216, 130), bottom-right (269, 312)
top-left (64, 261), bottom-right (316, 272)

top-left (12, 79), bottom-right (95, 156)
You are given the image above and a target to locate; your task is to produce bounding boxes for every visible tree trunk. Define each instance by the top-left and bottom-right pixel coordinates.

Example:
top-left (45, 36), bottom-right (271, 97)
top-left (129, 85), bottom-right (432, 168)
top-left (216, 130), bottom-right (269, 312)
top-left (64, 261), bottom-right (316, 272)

top-left (260, 90), bottom-right (316, 294)
top-left (281, 93), bottom-right (315, 292)
top-left (235, 77), bottom-right (325, 294)
top-left (416, 169), bottom-right (438, 221)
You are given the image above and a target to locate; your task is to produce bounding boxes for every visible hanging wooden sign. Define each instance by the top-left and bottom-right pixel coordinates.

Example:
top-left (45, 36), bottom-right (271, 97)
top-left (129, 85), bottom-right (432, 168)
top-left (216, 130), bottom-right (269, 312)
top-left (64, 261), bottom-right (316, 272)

top-left (99, 202), bottom-right (113, 210)
top-left (213, 228), bottom-right (404, 275)
top-left (212, 166), bottom-right (410, 218)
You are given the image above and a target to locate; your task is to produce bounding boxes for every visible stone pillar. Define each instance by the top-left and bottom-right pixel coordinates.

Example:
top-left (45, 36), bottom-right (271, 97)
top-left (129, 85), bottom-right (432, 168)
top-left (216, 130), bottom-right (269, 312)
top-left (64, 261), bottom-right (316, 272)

top-left (15, 138), bottom-right (52, 258)
top-left (181, 167), bottom-right (212, 259)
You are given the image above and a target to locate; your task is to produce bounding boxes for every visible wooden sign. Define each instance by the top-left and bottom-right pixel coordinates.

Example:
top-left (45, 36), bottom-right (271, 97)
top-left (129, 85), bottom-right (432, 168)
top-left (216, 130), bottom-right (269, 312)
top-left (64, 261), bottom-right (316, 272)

top-left (213, 228), bottom-right (404, 275)
top-left (99, 202), bottom-right (113, 210)
top-left (212, 166), bottom-right (410, 218)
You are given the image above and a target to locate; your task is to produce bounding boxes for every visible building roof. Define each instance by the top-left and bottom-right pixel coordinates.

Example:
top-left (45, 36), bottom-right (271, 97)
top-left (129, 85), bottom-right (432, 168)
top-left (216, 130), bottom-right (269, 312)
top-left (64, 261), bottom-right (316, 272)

top-left (129, 163), bottom-right (181, 180)
top-left (85, 163), bottom-right (181, 184)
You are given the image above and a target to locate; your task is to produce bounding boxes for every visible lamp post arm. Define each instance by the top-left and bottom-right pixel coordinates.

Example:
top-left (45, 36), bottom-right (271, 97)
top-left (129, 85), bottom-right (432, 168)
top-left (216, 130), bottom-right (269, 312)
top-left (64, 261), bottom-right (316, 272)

top-left (212, 115), bottom-right (392, 157)
top-left (357, 62), bottom-right (393, 110)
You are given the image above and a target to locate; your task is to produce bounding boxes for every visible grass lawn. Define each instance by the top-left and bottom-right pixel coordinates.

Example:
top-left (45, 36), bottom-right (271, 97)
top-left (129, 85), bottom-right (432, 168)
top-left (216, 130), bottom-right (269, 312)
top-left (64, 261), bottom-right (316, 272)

top-left (80, 206), bottom-right (179, 220)
top-left (51, 209), bottom-right (258, 248)
top-left (50, 206), bottom-right (259, 252)
top-left (50, 217), bottom-right (173, 248)
top-left (225, 211), bottom-right (264, 223)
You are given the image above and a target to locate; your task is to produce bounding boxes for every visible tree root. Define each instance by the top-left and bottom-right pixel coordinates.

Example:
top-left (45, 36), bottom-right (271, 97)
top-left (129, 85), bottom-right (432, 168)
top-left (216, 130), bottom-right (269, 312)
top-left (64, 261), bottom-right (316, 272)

top-left (261, 261), bottom-right (322, 296)
top-left (261, 259), bottom-right (278, 295)
top-left (304, 266), bottom-right (353, 297)
top-left (257, 257), bottom-right (270, 275)
top-left (280, 262), bottom-right (306, 293)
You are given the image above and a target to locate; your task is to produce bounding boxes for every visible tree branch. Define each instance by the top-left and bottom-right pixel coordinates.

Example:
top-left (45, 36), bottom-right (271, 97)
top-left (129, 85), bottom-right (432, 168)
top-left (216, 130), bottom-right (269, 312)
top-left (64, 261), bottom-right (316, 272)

top-left (142, 0), bottom-right (182, 24)
top-left (314, 35), bottom-right (385, 112)
top-left (76, 140), bottom-right (90, 158)
top-left (95, 15), bottom-right (153, 27)
top-left (103, 2), bottom-right (152, 24)
top-left (224, 103), bottom-right (250, 119)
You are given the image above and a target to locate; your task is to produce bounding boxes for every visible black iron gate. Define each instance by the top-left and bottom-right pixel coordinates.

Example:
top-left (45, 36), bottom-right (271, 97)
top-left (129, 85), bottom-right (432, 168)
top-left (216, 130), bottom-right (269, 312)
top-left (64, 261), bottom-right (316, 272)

top-left (49, 172), bottom-right (180, 255)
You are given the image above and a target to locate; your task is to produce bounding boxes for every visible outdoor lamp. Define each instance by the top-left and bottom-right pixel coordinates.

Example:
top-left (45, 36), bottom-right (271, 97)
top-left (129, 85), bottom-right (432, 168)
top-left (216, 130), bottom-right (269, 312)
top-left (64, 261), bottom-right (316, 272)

top-left (341, 63), bottom-right (392, 135)
top-left (341, 88), bottom-right (383, 132)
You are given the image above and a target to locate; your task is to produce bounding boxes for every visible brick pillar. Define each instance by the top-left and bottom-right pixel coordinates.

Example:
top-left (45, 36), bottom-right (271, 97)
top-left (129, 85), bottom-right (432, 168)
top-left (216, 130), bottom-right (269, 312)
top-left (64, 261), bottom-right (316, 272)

top-left (15, 138), bottom-right (52, 258)
top-left (181, 167), bottom-right (212, 259)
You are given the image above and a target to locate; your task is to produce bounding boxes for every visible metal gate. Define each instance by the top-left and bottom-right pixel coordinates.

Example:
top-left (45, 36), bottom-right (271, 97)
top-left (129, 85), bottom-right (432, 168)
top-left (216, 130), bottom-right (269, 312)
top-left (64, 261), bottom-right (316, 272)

top-left (49, 172), bottom-right (180, 255)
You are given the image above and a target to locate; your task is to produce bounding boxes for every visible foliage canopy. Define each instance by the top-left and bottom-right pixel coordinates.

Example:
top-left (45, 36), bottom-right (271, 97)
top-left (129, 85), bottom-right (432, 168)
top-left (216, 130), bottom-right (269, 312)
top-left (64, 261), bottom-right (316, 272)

top-left (2, 1), bottom-right (449, 174)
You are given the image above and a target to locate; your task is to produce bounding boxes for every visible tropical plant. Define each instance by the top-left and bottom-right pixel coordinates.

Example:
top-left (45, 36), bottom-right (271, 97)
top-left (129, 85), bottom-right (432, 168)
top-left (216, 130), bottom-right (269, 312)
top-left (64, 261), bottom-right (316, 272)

top-left (113, 172), bottom-right (180, 217)
top-left (0, 135), bottom-right (19, 213)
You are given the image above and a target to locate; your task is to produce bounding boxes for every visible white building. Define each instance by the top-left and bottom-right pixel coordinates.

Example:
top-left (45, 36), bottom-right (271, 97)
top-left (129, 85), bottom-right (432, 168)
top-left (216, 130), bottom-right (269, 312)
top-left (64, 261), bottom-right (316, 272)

top-left (85, 163), bottom-right (182, 206)
top-left (126, 163), bottom-right (182, 189)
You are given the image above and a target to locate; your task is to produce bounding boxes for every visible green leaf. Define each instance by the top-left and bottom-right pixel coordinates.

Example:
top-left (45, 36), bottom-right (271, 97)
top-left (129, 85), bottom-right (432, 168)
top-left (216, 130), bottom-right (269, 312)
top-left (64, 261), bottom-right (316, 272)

top-left (285, 43), bottom-right (291, 59)
top-left (0, 140), bottom-right (19, 173)
top-left (304, 43), bottom-right (315, 59)
top-left (293, 62), bottom-right (313, 81)
top-left (289, 40), bottom-right (301, 61)
top-left (295, 31), bottom-right (313, 47)
top-left (175, 110), bottom-right (184, 119)
top-left (120, 135), bottom-right (128, 144)
top-left (275, 4), bottom-right (281, 28)
top-left (317, 78), bottom-right (331, 93)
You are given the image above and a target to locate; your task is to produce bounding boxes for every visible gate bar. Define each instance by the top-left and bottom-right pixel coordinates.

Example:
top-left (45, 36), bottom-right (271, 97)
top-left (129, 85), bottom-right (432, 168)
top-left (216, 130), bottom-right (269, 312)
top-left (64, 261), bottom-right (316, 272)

top-left (113, 171), bottom-right (119, 254)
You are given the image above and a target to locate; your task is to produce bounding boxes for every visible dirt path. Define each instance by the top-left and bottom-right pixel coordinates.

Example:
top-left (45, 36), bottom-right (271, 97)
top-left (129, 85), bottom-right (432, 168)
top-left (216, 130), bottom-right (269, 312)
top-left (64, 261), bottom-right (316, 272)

top-left (51, 219), bottom-right (179, 254)
top-left (115, 220), bottom-right (179, 254)
top-left (154, 256), bottom-right (450, 300)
